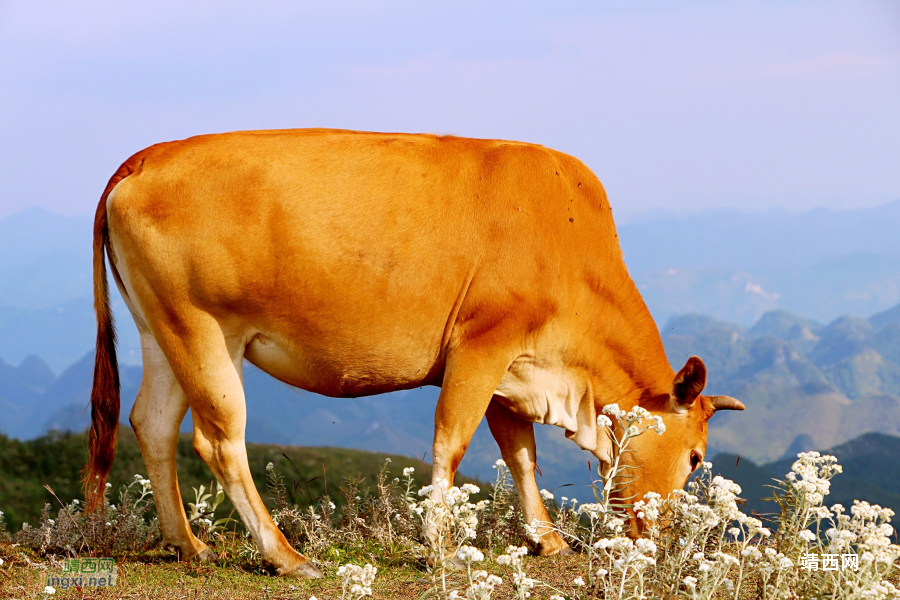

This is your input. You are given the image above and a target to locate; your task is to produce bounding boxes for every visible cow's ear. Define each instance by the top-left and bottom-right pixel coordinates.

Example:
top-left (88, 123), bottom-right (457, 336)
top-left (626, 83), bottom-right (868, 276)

top-left (671, 356), bottom-right (707, 410)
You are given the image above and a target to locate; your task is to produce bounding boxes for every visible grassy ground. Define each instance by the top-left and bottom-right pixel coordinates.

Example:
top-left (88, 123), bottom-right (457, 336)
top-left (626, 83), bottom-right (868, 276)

top-left (0, 537), bottom-right (593, 600)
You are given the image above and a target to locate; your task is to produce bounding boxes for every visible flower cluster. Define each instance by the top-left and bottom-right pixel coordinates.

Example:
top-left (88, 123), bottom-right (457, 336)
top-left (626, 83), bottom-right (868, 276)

top-left (787, 451), bottom-right (842, 506)
top-left (497, 546), bottom-right (534, 600)
top-left (600, 404), bottom-right (666, 437)
top-left (408, 479), bottom-right (492, 599)
top-left (337, 563), bottom-right (377, 600)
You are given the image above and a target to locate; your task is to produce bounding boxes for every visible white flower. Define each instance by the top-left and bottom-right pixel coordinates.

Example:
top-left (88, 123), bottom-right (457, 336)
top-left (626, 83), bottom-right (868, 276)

top-left (683, 576), bottom-right (697, 588)
top-left (462, 483), bottom-right (480, 495)
top-left (457, 545), bottom-right (484, 563)
top-left (602, 403), bottom-right (624, 417)
top-left (539, 489), bottom-right (554, 501)
top-left (573, 577), bottom-right (585, 586)
top-left (596, 414), bottom-right (613, 428)
top-left (798, 529), bottom-right (816, 542)
top-left (266, 462), bottom-right (274, 470)
top-left (44, 586), bottom-right (56, 595)
top-left (403, 467), bottom-right (415, 477)
top-left (493, 459), bottom-right (507, 468)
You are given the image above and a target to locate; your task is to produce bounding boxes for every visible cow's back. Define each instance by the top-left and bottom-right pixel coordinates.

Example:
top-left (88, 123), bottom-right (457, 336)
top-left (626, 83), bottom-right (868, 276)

top-left (106, 129), bottom-right (624, 395)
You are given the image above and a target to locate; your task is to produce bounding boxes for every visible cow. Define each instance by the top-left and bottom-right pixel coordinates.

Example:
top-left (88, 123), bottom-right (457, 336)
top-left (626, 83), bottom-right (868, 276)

top-left (83, 129), bottom-right (743, 578)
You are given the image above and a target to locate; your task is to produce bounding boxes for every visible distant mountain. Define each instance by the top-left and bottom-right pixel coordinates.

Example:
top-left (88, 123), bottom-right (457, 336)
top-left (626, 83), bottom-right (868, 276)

top-left (0, 353), bottom-right (143, 440)
top-left (618, 201), bottom-right (900, 274)
top-left (635, 253), bottom-right (900, 327)
top-left (663, 304), bottom-right (900, 463)
top-left (871, 303), bottom-right (900, 329)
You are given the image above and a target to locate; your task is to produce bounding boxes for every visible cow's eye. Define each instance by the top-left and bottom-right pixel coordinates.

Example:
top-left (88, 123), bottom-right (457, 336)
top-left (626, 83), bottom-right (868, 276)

top-left (690, 451), bottom-right (702, 472)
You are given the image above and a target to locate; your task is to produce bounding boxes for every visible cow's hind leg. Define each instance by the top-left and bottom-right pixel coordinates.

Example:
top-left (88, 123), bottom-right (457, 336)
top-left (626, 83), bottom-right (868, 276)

top-left (157, 315), bottom-right (321, 578)
top-left (129, 332), bottom-right (212, 560)
top-left (485, 401), bottom-right (573, 556)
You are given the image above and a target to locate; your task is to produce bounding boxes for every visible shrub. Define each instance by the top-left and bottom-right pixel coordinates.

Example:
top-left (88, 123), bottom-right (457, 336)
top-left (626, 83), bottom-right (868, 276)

top-left (15, 475), bottom-right (159, 556)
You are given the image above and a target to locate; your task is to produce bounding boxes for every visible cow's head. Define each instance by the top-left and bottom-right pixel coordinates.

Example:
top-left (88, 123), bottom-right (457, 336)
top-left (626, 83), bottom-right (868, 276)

top-left (594, 356), bottom-right (744, 534)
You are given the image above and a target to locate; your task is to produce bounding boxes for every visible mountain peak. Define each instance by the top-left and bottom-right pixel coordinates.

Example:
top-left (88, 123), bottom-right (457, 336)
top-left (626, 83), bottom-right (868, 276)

top-left (17, 355), bottom-right (55, 386)
top-left (749, 310), bottom-right (823, 341)
top-left (662, 313), bottom-right (745, 338)
top-left (870, 303), bottom-right (900, 330)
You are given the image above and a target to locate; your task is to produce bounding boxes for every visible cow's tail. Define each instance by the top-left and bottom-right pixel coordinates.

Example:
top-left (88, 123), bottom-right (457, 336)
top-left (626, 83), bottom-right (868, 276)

top-left (82, 171), bottom-right (126, 511)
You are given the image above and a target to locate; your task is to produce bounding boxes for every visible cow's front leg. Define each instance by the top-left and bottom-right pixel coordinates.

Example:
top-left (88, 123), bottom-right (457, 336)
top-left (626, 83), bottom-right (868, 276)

top-left (428, 348), bottom-right (511, 563)
top-left (485, 400), bottom-right (573, 556)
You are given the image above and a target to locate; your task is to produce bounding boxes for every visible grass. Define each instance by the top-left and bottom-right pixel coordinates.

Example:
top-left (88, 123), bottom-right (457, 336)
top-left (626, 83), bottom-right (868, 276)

top-left (0, 428), bottom-right (482, 533)
top-left (1, 537), bottom-right (845, 600)
top-left (0, 538), bottom-right (589, 600)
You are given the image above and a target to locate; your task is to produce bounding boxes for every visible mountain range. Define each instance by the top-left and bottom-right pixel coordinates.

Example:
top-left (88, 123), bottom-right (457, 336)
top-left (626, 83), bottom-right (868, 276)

top-left (668, 304), bottom-right (900, 464)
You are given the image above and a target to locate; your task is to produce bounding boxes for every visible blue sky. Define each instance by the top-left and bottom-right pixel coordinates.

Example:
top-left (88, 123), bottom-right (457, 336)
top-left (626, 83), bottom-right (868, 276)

top-left (1, 0), bottom-right (898, 219)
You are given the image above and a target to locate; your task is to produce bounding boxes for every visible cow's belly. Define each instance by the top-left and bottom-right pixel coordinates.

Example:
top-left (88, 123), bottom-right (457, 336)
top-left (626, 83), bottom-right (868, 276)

top-left (243, 325), bottom-right (444, 398)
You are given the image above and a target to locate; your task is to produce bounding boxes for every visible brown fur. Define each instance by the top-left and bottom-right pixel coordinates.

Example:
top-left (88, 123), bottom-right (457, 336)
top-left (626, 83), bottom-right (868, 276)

top-left (85, 129), bottom-right (742, 571)
top-left (82, 166), bottom-right (129, 509)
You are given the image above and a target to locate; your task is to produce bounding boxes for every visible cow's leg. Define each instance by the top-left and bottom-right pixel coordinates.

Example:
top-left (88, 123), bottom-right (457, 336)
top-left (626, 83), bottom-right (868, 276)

top-left (427, 347), bottom-right (512, 565)
top-left (129, 332), bottom-right (211, 560)
top-left (431, 350), bottom-right (512, 488)
top-left (485, 400), bottom-right (573, 556)
top-left (157, 316), bottom-right (321, 578)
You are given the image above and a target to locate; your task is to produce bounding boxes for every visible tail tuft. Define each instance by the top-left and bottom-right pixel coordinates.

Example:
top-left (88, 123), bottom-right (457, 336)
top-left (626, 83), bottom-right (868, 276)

top-left (82, 177), bottom-right (123, 510)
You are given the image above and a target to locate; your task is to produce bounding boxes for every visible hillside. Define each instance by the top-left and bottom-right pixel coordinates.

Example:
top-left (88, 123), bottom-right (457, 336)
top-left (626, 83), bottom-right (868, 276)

top-left (0, 427), bottom-right (473, 533)
top-left (709, 432), bottom-right (900, 520)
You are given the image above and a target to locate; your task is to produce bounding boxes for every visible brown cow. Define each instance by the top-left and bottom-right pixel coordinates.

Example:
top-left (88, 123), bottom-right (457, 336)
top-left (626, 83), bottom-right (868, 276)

top-left (83, 129), bottom-right (743, 577)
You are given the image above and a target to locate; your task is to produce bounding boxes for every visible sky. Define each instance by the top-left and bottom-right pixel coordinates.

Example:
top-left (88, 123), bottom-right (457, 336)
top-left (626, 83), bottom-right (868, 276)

top-left (1, 0), bottom-right (898, 220)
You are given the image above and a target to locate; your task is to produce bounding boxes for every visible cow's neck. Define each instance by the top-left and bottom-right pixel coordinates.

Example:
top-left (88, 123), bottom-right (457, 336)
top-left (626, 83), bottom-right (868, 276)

top-left (585, 275), bottom-right (674, 410)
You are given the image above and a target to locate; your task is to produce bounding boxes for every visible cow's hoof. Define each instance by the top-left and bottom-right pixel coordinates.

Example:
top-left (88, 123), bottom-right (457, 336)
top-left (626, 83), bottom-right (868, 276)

top-left (282, 560), bottom-right (323, 579)
top-left (184, 546), bottom-right (218, 563)
top-left (429, 554), bottom-right (466, 571)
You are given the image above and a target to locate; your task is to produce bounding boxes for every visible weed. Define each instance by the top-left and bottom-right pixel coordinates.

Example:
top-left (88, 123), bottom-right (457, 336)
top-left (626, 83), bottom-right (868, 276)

top-left (15, 475), bottom-right (159, 556)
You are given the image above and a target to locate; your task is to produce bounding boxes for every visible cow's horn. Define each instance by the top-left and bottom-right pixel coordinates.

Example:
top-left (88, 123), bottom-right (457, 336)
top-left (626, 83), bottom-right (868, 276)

top-left (708, 395), bottom-right (745, 411)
